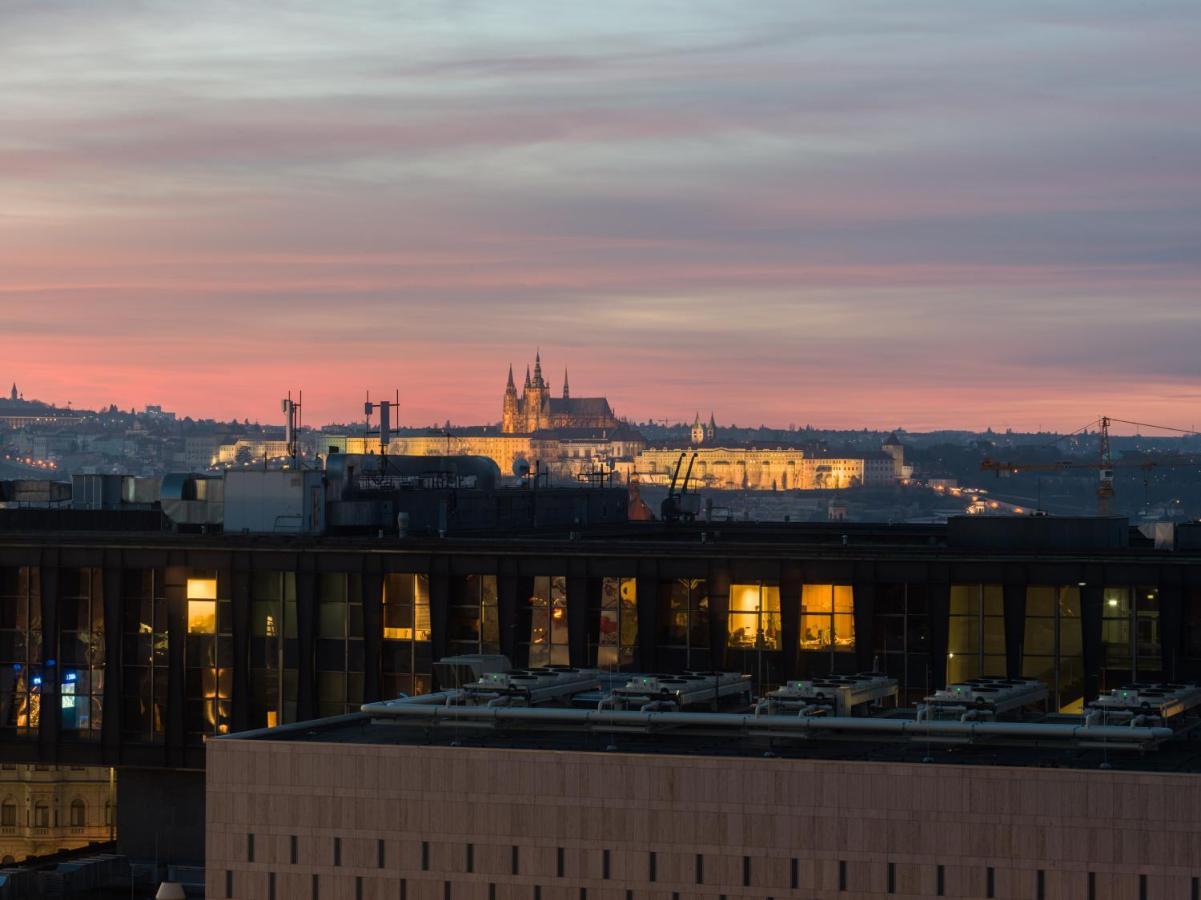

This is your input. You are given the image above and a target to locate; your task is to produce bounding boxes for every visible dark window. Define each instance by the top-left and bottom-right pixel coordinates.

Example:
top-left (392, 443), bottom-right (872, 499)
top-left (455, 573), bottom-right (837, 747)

top-left (401, 879), bottom-right (407, 900)
top-left (743, 856), bottom-right (751, 888)
top-left (356, 877), bottom-right (363, 900)
top-left (1140, 874), bottom-right (1148, 900)
top-left (626, 892), bottom-right (633, 900)
top-left (511, 845), bottom-right (519, 875)
top-left (1088, 872), bottom-right (1095, 900)
top-left (269, 873), bottom-right (276, 900)
top-left (422, 841), bottom-right (430, 871)
top-left (334, 836), bottom-right (342, 867)
top-left (489, 885), bottom-right (496, 900)
top-left (1192, 876), bottom-right (1198, 900)
top-left (986, 867), bottom-right (995, 899)
top-left (247, 833), bottom-right (255, 863)
top-left (1037, 869), bottom-right (1045, 900)
top-left (887, 862), bottom-right (895, 894)
top-left (790, 858), bottom-right (797, 890)
top-left (697, 853), bottom-right (705, 885)
top-left (379, 839), bottom-right (385, 869)
top-left (580, 891), bottom-right (587, 900)
top-left (649, 851), bottom-right (657, 882)
top-left (312, 873), bottom-right (319, 900)
top-left (534, 888), bottom-right (541, 900)
top-left (225, 871), bottom-right (233, 899)
top-left (467, 844), bottom-right (474, 873)
top-left (839, 860), bottom-right (847, 892)
top-left (557, 846), bottom-right (565, 878)
top-left (444, 881), bottom-right (451, 900)
top-left (291, 835), bottom-right (299, 865)
top-left (937, 865), bottom-right (945, 896)
top-left (603, 849), bottom-right (610, 880)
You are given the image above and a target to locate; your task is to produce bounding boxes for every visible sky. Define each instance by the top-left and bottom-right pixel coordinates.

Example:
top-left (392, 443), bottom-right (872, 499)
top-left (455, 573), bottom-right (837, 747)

top-left (1, 1), bottom-right (1199, 432)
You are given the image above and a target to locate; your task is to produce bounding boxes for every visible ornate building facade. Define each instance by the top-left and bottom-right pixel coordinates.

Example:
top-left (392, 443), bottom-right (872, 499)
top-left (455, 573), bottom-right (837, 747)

top-left (0, 765), bottom-right (114, 864)
top-left (502, 353), bottom-right (620, 434)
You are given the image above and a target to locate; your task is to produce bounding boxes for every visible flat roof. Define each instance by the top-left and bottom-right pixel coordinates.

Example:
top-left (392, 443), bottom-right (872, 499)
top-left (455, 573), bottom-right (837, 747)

top-left (222, 713), bottom-right (1201, 775)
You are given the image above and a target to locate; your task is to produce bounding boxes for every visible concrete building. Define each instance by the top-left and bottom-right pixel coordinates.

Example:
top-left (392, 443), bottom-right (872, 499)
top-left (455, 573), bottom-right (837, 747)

top-left (208, 691), bottom-right (1201, 900)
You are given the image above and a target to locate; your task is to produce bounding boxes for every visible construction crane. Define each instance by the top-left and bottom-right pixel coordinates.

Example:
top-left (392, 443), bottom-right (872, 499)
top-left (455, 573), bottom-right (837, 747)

top-left (981, 417), bottom-right (1201, 516)
top-left (661, 451), bottom-right (700, 523)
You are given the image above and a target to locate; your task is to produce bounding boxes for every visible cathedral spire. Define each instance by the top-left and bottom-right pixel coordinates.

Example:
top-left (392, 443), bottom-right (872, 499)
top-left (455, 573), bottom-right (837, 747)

top-left (533, 350), bottom-right (543, 387)
top-left (506, 364), bottom-right (515, 392)
top-left (562, 368), bottom-right (570, 400)
top-left (9, 383), bottom-right (16, 402)
top-left (524, 365), bottom-right (531, 389)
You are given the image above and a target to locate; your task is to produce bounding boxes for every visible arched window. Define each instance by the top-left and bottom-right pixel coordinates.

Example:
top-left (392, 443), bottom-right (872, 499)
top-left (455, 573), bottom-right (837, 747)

top-left (33, 801), bottom-right (49, 828)
top-left (70, 799), bottom-right (86, 828)
top-left (104, 801), bottom-right (114, 826)
top-left (0, 800), bottom-right (15, 827)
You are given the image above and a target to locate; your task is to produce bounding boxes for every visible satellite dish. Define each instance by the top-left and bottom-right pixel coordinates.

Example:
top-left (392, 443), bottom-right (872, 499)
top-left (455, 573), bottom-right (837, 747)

top-left (512, 458), bottom-right (531, 478)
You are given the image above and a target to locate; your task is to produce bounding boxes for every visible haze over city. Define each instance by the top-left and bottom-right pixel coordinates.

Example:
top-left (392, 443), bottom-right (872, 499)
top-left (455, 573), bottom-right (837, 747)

top-left (4, 1), bottom-right (1199, 430)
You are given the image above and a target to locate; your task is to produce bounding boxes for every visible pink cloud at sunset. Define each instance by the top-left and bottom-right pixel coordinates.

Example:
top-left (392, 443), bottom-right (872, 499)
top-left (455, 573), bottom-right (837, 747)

top-left (1, 1), bottom-right (1199, 431)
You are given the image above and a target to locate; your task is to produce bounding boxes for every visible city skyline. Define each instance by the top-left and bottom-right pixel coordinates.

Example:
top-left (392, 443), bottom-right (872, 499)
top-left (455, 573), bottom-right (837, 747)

top-left (3, 2), bottom-right (1199, 430)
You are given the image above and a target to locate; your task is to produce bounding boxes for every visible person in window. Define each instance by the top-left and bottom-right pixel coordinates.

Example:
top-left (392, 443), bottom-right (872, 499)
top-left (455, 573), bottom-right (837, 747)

top-left (731, 626), bottom-right (747, 647)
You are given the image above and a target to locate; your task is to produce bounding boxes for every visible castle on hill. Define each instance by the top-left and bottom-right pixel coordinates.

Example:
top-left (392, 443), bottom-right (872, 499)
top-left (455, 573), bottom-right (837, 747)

top-left (501, 352), bottom-right (620, 434)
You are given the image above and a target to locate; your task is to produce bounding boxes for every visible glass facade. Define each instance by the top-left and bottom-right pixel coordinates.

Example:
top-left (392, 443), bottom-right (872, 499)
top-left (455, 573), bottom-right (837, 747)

top-left (1021, 587), bottom-right (1084, 712)
top-left (872, 584), bottom-right (930, 702)
top-left (662, 579), bottom-right (710, 670)
top-left (1101, 586), bottom-right (1161, 688)
top-left (0, 567), bottom-right (41, 735)
top-left (529, 576), bottom-right (568, 667)
top-left (249, 572), bottom-right (298, 729)
top-left (59, 569), bottom-right (104, 737)
top-left (598, 577), bottom-right (637, 668)
top-left (184, 573), bottom-right (232, 740)
top-left (381, 574), bottom-right (432, 699)
top-left (0, 559), bottom-right (1192, 753)
top-left (121, 569), bottom-right (166, 742)
top-left (947, 584), bottom-right (1005, 684)
top-left (727, 583), bottom-right (781, 650)
top-left (316, 574), bottom-right (364, 718)
top-left (449, 575), bottom-right (500, 657)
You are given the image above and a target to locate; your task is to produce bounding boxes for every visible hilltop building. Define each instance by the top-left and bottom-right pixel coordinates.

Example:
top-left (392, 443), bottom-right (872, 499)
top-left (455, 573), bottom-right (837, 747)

top-left (634, 432), bottom-right (904, 491)
top-left (502, 353), bottom-right (620, 434)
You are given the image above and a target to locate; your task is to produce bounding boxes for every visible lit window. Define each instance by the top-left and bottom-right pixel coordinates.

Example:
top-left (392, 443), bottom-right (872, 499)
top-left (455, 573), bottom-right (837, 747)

top-left (188, 601), bottom-right (216, 634)
top-left (800, 585), bottom-right (855, 651)
top-left (531, 576), bottom-right (569, 666)
top-left (727, 584), bottom-right (781, 650)
top-left (187, 577), bottom-right (218, 600)
top-left (598, 578), bottom-right (637, 667)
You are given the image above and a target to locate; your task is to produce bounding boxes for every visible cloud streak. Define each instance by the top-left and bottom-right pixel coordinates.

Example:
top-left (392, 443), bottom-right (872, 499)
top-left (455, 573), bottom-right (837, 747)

top-left (0, 1), bottom-right (1198, 430)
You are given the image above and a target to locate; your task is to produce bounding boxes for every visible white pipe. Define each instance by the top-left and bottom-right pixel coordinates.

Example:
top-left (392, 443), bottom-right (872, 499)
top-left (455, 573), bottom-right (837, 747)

top-left (361, 699), bottom-right (1174, 743)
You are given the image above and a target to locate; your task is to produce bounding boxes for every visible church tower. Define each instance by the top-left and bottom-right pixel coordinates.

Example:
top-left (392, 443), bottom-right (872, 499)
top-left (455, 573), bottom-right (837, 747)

top-left (9, 383), bottom-right (17, 402)
top-left (706, 412), bottom-right (717, 441)
top-left (562, 369), bottom-right (569, 400)
top-left (524, 352), bottom-right (549, 431)
top-left (691, 413), bottom-right (705, 446)
top-left (502, 365), bottom-right (520, 433)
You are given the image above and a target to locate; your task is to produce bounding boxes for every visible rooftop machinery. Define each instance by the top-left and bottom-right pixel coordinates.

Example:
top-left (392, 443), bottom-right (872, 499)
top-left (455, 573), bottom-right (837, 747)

top-left (1086, 683), bottom-right (1201, 727)
top-left (761, 673), bottom-right (898, 717)
top-left (920, 678), bottom-right (1049, 722)
top-left (606, 671), bottom-right (752, 711)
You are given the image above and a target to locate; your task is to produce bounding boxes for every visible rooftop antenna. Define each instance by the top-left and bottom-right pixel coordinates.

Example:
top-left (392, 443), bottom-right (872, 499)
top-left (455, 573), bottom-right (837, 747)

top-left (364, 390), bottom-right (400, 457)
top-left (281, 391), bottom-right (302, 466)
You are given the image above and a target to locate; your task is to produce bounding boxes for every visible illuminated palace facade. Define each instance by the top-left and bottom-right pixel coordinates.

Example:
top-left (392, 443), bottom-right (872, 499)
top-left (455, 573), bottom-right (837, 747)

top-left (634, 432), bottom-right (906, 490)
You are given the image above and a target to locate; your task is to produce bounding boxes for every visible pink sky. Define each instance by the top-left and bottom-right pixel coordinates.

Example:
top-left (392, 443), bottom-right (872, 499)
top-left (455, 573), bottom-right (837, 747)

top-left (2, 3), bottom-right (1199, 431)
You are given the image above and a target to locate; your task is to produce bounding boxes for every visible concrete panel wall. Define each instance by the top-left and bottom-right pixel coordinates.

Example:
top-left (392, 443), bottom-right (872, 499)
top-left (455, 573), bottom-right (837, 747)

top-left (206, 738), bottom-right (1201, 900)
